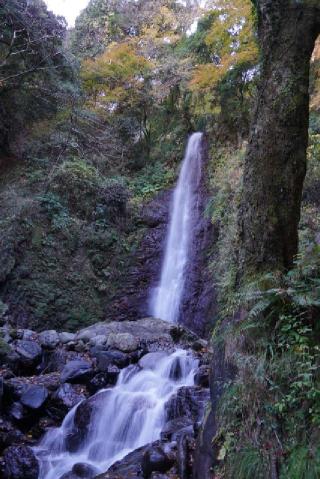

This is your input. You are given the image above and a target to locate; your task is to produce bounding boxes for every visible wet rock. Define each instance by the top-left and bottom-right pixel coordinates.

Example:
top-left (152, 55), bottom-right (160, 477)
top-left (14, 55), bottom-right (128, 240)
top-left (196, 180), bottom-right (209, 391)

top-left (165, 387), bottom-right (210, 423)
top-left (59, 332), bottom-right (76, 344)
top-left (61, 360), bottom-right (93, 384)
top-left (59, 473), bottom-right (78, 479)
top-left (194, 365), bottom-right (210, 388)
top-left (65, 391), bottom-right (109, 452)
top-left (89, 366), bottom-right (120, 392)
top-left (106, 333), bottom-right (139, 353)
top-left (20, 385), bottom-right (48, 409)
top-left (13, 340), bottom-right (42, 371)
top-left (168, 356), bottom-right (184, 381)
top-left (161, 417), bottom-right (193, 441)
top-left (53, 383), bottom-right (85, 412)
top-left (139, 352), bottom-right (168, 370)
top-left (95, 350), bottom-right (129, 371)
top-left (39, 330), bottom-right (60, 349)
top-left (191, 339), bottom-right (208, 352)
top-left (99, 444), bottom-right (146, 478)
top-left (72, 462), bottom-right (99, 477)
top-left (142, 443), bottom-right (176, 478)
top-left (3, 445), bottom-right (39, 479)
top-left (59, 463), bottom-right (99, 479)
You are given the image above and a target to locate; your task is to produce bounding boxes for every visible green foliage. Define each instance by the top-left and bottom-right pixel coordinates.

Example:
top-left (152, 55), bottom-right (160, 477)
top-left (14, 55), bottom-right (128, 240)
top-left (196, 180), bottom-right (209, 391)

top-left (280, 446), bottom-right (320, 479)
top-left (38, 193), bottom-right (71, 231)
top-left (49, 159), bottom-right (102, 218)
top-left (0, 0), bottom-right (75, 155)
top-left (214, 246), bottom-right (320, 477)
top-left (130, 161), bottom-right (175, 203)
top-left (227, 447), bottom-right (269, 479)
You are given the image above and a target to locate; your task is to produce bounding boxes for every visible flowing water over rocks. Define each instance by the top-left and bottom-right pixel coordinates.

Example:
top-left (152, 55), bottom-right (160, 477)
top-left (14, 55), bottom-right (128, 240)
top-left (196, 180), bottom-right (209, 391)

top-left (35, 350), bottom-right (199, 479)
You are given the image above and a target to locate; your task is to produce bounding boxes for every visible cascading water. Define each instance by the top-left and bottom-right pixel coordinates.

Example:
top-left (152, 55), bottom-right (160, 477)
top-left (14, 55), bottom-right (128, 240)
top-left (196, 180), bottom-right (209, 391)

top-left (151, 132), bottom-right (203, 324)
top-left (35, 351), bottom-right (198, 479)
top-left (34, 133), bottom-right (204, 479)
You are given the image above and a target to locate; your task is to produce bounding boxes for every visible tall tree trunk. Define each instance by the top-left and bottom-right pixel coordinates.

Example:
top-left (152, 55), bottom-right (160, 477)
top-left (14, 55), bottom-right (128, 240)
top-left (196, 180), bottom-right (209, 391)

top-left (238, 0), bottom-right (320, 278)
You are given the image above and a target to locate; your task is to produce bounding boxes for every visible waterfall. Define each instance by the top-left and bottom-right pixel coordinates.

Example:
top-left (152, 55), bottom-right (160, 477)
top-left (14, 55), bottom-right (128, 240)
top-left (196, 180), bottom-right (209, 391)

top-left (35, 350), bottom-right (198, 479)
top-left (151, 132), bottom-right (203, 324)
top-left (34, 133), bottom-right (204, 479)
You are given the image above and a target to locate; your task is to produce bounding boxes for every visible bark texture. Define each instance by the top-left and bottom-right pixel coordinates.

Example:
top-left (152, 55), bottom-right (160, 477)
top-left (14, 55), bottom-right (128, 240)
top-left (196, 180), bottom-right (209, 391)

top-left (238, 0), bottom-right (320, 276)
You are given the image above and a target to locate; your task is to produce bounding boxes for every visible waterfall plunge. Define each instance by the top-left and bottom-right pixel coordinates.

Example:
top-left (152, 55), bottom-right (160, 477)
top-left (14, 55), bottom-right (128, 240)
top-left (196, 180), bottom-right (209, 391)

top-left (151, 132), bottom-right (203, 324)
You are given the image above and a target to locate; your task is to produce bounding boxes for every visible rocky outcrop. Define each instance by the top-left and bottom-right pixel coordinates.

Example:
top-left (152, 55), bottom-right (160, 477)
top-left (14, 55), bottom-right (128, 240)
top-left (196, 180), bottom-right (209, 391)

top-left (179, 136), bottom-right (218, 337)
top-left (0, 318), bottom-right (211, 478)
top-left (105, 190), bottom-right (172, 323)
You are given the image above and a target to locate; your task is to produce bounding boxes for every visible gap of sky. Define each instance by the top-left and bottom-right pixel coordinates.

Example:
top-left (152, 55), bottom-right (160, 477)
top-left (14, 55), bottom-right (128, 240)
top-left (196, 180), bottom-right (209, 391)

top-left (45, 0), bottom-right (90, 27)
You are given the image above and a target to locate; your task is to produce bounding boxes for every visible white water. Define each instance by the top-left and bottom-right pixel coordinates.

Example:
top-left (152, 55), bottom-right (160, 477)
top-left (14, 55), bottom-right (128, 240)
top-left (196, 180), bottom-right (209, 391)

top-left (35, 350), bottom-right (198, 478)
top-left (151, 132), bottom-right (203, 323)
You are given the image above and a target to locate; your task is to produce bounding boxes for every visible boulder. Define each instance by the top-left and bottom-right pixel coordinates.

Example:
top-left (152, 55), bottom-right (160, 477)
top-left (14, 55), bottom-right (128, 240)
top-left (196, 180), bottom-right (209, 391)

top-left (77, 318), bottom-right (174, 347)
top-left (20, 385), bottom-right (48, 409)
top-left (89, 335), bottom-right (107, 347)
top-left (95, 350), bottom-right (129, 371)
top-left (106, 333), bottom-right (139, 353)
top-left (13, 340), bottom-right (42, 370)
top-left (142, 444), bottom-right (175, 478)
top-left (22, 330), bottom-right (38, 342)
top-left (72, 462), bottom-right (99, 478)
top-left (59, 463), bottom-right (99, 479)
top-left (3, 445), bottom-right (39, 479)
top-left (53, 383), bottom-right (86, 412)
top-left (139, 352), bottom-right (168, 370)
top-left (61, 360), bottom-right (93, 384)
top-left (89, 366), bottom-right (120, 393)
top-left (39, 330), bottom-right (60, 349)
top-left (59, 332), bottom-right (76, 344)
top-left (4, 378), bottom-right (29, 399)
top-left (41, 348), bottom-right (69, 373)
top-left (96, 441), bottom-right (176, 479)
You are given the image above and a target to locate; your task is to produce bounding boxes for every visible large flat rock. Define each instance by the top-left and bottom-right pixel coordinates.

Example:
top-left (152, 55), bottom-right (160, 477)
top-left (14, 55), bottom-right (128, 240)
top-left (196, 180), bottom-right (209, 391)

top-left (76, 318), bottom-right (175, 343)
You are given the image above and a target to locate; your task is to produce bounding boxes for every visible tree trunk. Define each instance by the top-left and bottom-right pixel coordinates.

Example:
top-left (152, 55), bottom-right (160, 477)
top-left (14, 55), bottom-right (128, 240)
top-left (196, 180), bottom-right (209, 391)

top-left (238, 0), bottom-right (320, 278)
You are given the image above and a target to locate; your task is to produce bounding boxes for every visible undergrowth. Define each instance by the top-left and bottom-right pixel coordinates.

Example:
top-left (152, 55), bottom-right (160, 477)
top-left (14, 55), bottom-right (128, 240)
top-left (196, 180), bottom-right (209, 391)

top-left (210, 133), bottom-right (320, 478)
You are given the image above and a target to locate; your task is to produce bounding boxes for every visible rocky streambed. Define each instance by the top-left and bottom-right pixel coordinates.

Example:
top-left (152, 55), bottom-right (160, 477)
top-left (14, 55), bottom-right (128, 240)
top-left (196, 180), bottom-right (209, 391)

top-left (0, 318), bottom-right (211, 479)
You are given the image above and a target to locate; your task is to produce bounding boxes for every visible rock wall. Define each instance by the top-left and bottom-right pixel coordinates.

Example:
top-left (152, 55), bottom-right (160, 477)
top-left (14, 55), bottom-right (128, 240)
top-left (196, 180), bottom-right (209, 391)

top-left (108, 137), bottom-right (218, 339)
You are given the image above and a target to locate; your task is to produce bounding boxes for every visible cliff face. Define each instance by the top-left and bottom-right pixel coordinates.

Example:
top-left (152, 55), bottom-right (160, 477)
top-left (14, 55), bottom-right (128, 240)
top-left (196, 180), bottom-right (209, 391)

top-left (180, 139), bottom-right (218, 337)
top-left (106, 137), bottom-right (217, 338)
top-left (105, 190), bottom-right (171, 323)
